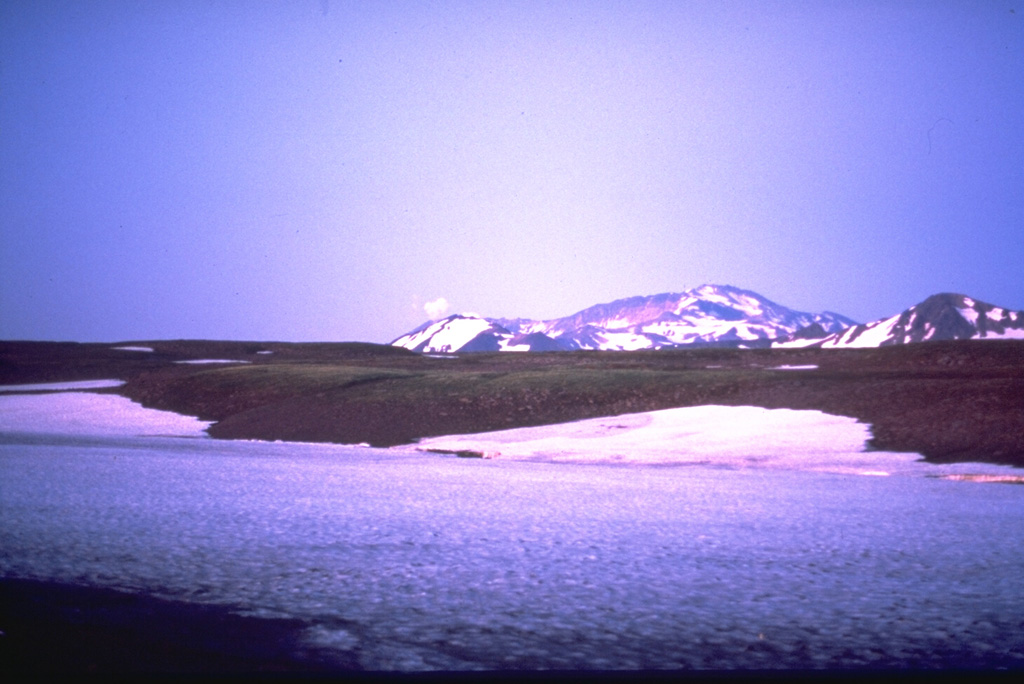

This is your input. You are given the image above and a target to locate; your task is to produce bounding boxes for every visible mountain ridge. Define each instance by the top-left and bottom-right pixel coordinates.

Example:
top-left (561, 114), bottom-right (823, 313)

top-left (394, 286), bottom-right (1024, 354)
top-left (393, 284), bottom-right (857, 353)
top-left (775, 292), bottom-right (1024, 348)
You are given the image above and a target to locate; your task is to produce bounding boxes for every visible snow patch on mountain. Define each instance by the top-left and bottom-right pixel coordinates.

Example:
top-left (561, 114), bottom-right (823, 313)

top-left (392, 315), bottom-right (501, 354)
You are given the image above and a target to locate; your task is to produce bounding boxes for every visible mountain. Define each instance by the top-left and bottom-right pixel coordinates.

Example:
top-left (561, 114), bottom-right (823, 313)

top-left (392, 285), bottom-right (857, 353)
top-left (390, 315), bottom-right (573, 353)
top-left (774, 293), bottom-right (1024, 348)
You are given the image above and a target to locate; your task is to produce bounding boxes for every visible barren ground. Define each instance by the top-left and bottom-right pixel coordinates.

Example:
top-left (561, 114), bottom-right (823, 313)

top-left (1, 339), bottom-right (1022, 467)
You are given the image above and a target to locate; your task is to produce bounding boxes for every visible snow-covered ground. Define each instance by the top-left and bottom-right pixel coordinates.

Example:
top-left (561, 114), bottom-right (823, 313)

top-left (0, 381), bottom-right (211, 437)
top-left (0, 379), bottom-right (126, 393)
top-left (412, 405), bottom-right (1024, 481)
top-left (1, 381), bottom-right (1020, 481)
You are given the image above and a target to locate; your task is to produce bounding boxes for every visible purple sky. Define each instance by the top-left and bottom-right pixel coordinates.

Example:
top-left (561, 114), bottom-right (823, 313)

top-left (1, 1), bottom-right (1021, 343)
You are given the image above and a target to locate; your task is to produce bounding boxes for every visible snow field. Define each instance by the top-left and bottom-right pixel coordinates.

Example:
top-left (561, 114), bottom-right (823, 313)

top-left (413, 405), bottom-right (1022, 479)
top-left (0, 382), bottom-right (211, 437)
top-left (0, 379), bottom-right (126, 393)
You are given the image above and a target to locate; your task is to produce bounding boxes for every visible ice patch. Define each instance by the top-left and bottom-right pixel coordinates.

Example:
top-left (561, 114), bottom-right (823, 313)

top-left (0, 392), bottom-right (212, 437)
top-left (0, 380), bottom-right (126, 393)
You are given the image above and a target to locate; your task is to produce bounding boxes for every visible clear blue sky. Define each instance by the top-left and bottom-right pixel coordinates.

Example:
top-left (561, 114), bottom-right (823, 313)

top-left (2, 1), bottom-right (1021, 343)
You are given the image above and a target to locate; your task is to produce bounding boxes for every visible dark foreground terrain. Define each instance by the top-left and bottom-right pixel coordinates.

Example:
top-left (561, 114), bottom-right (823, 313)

top-left (2, 338), bottom-right (1023, 467)
top-left (0, 578), bottom-right (350, 674)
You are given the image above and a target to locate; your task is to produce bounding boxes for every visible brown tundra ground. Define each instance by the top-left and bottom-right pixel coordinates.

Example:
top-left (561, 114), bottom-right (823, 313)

top-left (2, 338), bottom-right (1022, 467)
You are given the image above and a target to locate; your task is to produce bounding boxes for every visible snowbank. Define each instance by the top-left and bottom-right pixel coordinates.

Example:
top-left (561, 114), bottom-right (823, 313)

top-left (174, 359), bottom-right (251, 365)
top-left (0, 380), bottom-right (126, 393)
top-left (412, 405), bottom-right (1019, 478)
top-left (0, 391), bottom-right (212, 437)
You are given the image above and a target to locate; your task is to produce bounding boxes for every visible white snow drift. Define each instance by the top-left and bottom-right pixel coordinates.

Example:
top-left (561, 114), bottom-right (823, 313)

top-left (0, 379), bottom-right (126, 393)
top-left (412, 405), bottom-right (1023, 479)
top-left (0, 381), bottom-right (211, 437)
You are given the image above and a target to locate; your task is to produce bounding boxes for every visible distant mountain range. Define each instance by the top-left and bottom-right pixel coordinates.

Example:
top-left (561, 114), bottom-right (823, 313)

top-left (391, 285), bottom-right (1024, 353)
top-left (392, 284), bottom-right (838, 352)
top-left (775, 293), bottom-right (1024, 349)
top-left (392, 286), bottom-right (1024, 353)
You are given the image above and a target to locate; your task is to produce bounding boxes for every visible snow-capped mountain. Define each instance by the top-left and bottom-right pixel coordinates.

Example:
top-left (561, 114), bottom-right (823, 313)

top-left (393, 285), bottom-right (857, 353)
top-left (495, 285), bottom-right (855, 350)
top-left (775, 293), bottom-right (1024, 348)
top-left (391, 315), bottom-right (571, 353)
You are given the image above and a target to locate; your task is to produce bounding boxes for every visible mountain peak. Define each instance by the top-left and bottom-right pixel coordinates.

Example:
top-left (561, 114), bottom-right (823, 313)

top-left (391, 314), bottom-right (504, 353)
top-left (776, 294), bottom-right (1024, 348)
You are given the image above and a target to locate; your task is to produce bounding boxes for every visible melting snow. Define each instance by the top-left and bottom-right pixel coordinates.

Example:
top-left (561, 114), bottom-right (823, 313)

top-left (411, 405), bottom-right (1023, 479)
top-left (940, 474), bottom-right (1024, 484)
top-left (0, 392), bottom-right (212, 437)
top-left (0, 380), bottom-right (126, 393)
top-left (3, 383), bottom-right (1018, 481)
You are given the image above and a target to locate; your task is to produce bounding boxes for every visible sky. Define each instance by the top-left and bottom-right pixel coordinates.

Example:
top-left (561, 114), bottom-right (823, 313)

top-left (1, 0), bottom-right (1021, 344)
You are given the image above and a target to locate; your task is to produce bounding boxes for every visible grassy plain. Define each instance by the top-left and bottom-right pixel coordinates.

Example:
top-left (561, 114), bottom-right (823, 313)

top-left (1, 339), bottom-right (1022, 466)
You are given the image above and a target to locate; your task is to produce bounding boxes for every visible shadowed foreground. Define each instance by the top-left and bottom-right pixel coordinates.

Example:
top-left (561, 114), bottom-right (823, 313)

top-left (0, 578), bottom-right (352, 673)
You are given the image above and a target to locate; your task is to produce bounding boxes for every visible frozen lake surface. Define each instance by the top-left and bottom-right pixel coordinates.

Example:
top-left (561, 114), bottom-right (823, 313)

top-left (1, 386), bottom-right (1023, 670)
